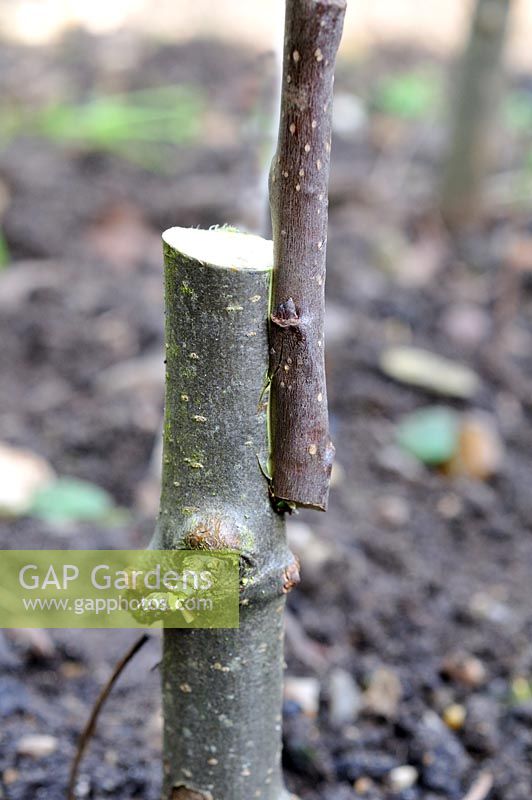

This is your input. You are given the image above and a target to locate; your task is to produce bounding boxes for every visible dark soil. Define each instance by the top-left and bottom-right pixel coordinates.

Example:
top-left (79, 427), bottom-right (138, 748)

top-left (1, 29), bottom-right (532, 800)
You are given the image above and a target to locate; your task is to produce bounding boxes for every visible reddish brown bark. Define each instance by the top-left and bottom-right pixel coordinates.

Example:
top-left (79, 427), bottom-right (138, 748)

top-left (269, 0), bottom-right (346, 510)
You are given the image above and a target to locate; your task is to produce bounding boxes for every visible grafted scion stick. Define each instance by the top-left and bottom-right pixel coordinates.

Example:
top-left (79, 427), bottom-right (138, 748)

top-left (269, 0), bottom-right (346, 510)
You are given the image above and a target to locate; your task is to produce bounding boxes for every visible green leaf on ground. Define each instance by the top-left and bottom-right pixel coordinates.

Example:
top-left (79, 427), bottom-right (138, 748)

top-left (29, 477), bottom-right (116, 523)
top-left (0, 85), bottom-right (205, 168)
top-left (396, 406), bottom-right (460, 466)
top-left (0, 231), bottom-right (10, 268)
top-left (373, 71), bottom-right (440, 119)
top-left (510, 676), bottom-right (532, 705)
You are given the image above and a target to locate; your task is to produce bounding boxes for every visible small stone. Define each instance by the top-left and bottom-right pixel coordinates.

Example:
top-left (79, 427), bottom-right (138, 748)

top-left (436, 493), bottom-right (463, 520)
top-left (286, 521), bottom-right (330, 570)
top-left (388, 765), bottom-right (418, 791)
top-left (3, 768), bottom-right (18, 786)
top-left (327, 668), bottom-right (362, 727)
top-left (353, 776), bottom-right (374, 794)
top-left (16, 734), bottom-right (58, 759)
top-left (376, 495), bottom-right (410, 528)
top-left (447, 412), bottom-right (504, 480)
top-left (443, 703), bottom-right (466, 731)
top-left (442, 653), bottom-right (487, 688)
top-left (380, 346), bottom-right (480, 399)
top-left (363, 667), bottom-right (402, 718)
top-left (440, 303), bottom-right (490, 349)
top-left (7, 629), bottom-right (56, 661)
top-left (0, 443), bottom-right (55, 516)
top-left (469, 591), bottom-right (514, 625)
top-left (284, 676), bottom-right (320, 717)
top-left (74, 775), bottom-right (91, 798)
top-left (376, 445), bottom-right (425, 482)
top-left (60, 661), bottom-right (87, 679)
top-left (395, 235), bottom-right (446, 288)
top-left (104, 749), bottom-right (119, 767)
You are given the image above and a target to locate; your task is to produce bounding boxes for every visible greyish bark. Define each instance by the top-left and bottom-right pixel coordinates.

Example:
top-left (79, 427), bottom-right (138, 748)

top-left (440, 0), bottom-right (512, 226)
top-left (269, 0), bottom-right (346, 511)
top-left (150, 227), bottom-right (297, 800)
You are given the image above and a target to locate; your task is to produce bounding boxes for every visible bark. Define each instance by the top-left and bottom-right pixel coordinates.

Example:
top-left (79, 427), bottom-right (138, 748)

top-left (440, 0), bottom-right (512, 226)
top-left (151, 227), bottom-right (296, 800)
top-left (269, 0), bottom-right (346, 511)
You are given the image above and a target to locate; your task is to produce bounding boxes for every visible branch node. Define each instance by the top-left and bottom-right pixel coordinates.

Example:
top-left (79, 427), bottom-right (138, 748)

top-left (271, 298), bottom-right (301, 328)
top-left (282, 557), bottom-right (301, 593)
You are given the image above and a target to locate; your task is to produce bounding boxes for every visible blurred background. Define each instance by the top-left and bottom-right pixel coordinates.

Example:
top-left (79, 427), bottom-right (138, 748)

top-left (1, 1), bottom-right (532, 799)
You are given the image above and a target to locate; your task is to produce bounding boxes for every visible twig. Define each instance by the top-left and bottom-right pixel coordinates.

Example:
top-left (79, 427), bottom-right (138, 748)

top-left (461, 772), bottom-right (494, 800)
top-left (67, 633), bottom-right (149, 800)
top-left (285, 608), bottom-right (329, 673)
top-left (269, 0), bottom-right (345, 510)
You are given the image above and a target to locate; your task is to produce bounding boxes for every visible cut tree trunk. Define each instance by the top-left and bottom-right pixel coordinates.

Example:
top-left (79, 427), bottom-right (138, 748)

top-left (440, 0), bottom-right (512, 226)
top-left (151, 227), bottom-right (297, 800)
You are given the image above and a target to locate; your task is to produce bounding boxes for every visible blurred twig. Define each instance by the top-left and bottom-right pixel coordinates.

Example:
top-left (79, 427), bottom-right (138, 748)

top-left (461, 772), bottom-right (494, 800)
top-left (285, 609), bottom-right (329, 674)
top-left (67, 633), bottom-right (149, 800)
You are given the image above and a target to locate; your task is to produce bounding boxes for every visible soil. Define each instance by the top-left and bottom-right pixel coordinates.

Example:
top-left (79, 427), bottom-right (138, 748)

top-left (1, 29), bottom-right (532, 800)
